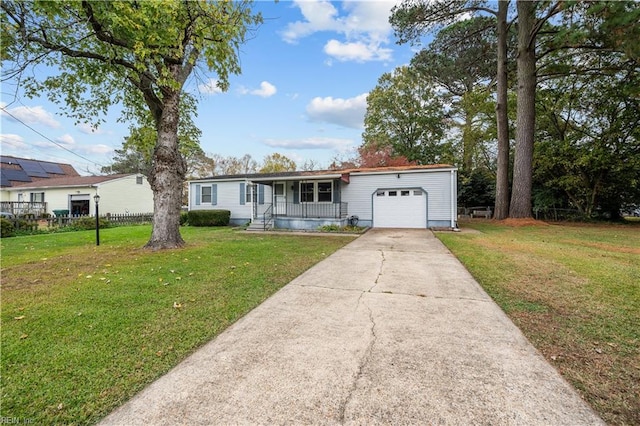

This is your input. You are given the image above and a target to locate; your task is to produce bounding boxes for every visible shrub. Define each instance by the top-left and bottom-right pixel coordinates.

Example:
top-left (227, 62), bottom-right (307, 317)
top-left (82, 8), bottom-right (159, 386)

top-left (70, 216), bottom-right (111, 230)
top-left (0, 218), bottom-right (15, 238)
top-left (187, 210), bottom-right (231, 227)
top-left (319, 224), bottom-right (341, 232)
top-left (180, 211), bottom-right (189, 226)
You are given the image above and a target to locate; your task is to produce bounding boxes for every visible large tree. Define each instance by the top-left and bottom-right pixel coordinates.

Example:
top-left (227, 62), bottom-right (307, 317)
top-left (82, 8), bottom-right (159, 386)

top-left (1, 0), bottom-right (261, 249)
top-left (391, 0), bottom-right (513, 218)
top-left (534, 42), bottom-right (640, 218)
top-left (411, 16), bottom-right (498, 173)
top-left (363, 66), bottom-right (448, 164)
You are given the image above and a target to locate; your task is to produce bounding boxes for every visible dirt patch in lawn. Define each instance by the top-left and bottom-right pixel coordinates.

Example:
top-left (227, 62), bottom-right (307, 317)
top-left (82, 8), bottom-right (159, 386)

top-left (498, 218), bottom-right (549, 227)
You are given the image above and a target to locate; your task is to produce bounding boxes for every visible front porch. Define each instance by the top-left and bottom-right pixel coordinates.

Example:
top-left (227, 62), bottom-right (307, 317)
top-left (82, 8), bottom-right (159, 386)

top-left (252, 201), bottom-right (349, 231)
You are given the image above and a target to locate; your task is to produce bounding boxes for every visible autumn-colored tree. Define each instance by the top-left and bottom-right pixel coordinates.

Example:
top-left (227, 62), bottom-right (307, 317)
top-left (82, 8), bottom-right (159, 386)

top-left (259, 153), bottom-right (297, 173)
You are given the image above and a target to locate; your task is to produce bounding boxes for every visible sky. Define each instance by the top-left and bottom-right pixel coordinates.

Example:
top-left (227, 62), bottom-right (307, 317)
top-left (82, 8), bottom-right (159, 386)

top-left (0, 0), bottom-right (425, 175)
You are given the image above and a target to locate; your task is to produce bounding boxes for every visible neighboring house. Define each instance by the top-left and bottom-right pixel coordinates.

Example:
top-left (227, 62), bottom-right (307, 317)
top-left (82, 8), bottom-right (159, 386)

top-left (1, 156), bottom-right (153, 216)
top-left (188, 165), bottom-right (458, 230)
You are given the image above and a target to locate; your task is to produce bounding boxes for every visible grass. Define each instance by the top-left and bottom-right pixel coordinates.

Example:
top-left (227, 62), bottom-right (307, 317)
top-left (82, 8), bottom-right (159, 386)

top-left (0, 226), bottom-right (356, 425)
top-left (437, 220), bottom-right (640, 426)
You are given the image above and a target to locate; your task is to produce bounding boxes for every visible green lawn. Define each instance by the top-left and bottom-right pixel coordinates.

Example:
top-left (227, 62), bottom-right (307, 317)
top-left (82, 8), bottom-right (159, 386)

top-left (437, 221), bottom-right (640, 426)
top-left (0, 226), bottom-right (355, 425)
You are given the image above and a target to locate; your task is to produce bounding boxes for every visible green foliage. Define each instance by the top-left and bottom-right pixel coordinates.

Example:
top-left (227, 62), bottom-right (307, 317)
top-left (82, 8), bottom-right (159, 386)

top-left (187, 210), bottom-right (231, 227)
top-left (458, 168), bottom-right (496, 208)
top-left (318, 224), bottom-right (341, 232)
top-left (180, 211), bottom-right (189, 226)
top-left (318, 224), bottom-right (367, 233)
top-left (69, 216), bottom-right (111, 231)
top-left (0, 218), bottom-right (15, 237)
top-left (363, 66), bottom-right (450, 164)
top-left (534, 51), bottom-right (640, 218)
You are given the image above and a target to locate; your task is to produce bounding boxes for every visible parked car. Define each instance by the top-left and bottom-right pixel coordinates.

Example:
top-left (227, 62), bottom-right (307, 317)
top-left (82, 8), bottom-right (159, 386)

top-left (0, 212), bottom-right (15, 219)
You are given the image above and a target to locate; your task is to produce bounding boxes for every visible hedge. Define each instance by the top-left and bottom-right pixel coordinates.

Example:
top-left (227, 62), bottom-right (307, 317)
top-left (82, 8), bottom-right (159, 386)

top-left (1, 218), bottom-right (15, 237)
top-left (187, 210), bottom-right (231, 227)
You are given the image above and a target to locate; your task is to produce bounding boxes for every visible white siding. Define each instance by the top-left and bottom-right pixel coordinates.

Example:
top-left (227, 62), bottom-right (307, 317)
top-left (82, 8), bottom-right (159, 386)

top-left (97, 175), bottom-right (154, 214)
top-left (341, 170), bottom-right (454, 225)
top-left (2, 175), bottom-right (153, 215)
top-left (189, 180), bottom-right (272, 221)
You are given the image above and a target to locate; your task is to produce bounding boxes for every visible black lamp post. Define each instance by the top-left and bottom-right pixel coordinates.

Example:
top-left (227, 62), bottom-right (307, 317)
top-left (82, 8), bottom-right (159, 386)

top-left (94, 194), bottom-right (100, 246)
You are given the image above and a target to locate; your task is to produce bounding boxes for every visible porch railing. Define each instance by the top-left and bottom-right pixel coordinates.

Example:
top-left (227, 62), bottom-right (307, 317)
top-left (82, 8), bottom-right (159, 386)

top-left (273, 202), bottom-right (348, 219)
top-left (1, 201), bottom-right (47, 216)
top-left (262, 204), bottom-right (273, 230)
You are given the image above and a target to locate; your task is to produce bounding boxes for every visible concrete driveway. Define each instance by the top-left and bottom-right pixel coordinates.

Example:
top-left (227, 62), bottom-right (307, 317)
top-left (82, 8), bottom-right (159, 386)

top-left (100, 228), bottom-right (603, 425)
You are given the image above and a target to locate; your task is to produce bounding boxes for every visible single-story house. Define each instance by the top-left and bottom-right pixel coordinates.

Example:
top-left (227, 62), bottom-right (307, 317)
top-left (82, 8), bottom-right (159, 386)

top-left (1, 155), bottom-right (153, 217)
top-left (1, 174), bottom-right (154, 217)
top-left (188, 164), bottom-right (458, 230)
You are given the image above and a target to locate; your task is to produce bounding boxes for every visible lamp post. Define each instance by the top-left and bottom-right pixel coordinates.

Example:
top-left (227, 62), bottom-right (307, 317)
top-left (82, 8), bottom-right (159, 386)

top-left (93, 194), bottom-right (100, 246)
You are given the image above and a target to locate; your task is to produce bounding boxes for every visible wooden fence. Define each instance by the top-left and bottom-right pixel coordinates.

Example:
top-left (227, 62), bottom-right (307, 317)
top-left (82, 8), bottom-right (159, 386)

top-left (46, 212), bottom-right (153, 228)
top-left (104, 212), bottom-right (154, 225)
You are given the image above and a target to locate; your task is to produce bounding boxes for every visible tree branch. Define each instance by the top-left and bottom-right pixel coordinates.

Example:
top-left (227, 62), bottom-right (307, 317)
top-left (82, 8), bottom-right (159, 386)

top-left (81, 1), bottom-right (133, 50)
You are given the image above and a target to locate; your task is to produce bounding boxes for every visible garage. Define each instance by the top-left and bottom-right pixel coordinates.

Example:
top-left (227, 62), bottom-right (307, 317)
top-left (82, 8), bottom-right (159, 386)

top-left (373, 188), bottom-right (427, 228)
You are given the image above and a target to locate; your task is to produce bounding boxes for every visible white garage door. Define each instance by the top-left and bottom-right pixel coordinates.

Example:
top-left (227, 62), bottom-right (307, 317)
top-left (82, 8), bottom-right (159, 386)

top-left (373, 188), bottom-right (427, 228)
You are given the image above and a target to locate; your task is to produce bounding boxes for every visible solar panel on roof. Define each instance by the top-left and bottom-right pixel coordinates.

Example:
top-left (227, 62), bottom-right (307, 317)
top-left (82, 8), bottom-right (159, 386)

top-left (40, 162), bottom-right (64, 174)
top-left (16, 159), bottom-right (49, 178)
top-left (1, 169), bottom-right (32, 182)
top-left (1, 156), bottom-right (18, 164)
top-left (1, 175), bottom-right (10, 187)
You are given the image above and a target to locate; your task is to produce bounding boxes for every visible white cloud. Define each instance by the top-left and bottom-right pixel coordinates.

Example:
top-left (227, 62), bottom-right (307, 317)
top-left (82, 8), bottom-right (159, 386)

top-left (0, 133), bottom-right (29, 150)
top-left (56, 134), bottom-right (76, 147)
top-left (281, 0), bottom-right (340, 43)
top-left (281, 0), bottom-right (400, 63)
top-left (239, 81), bottom-right (277, 98)
top-left (251, 81), bottom-right (277, 98)
top-left (264, 136), bottom-right (355, 150)
top-left (0, 103), bottom-right (61, 128)
top-left (198, 78), bottom-right (224, 95)
top-left (324, 39), bottom-right (392, 62)
top-left (80, 144), bottom-right (113, 155)
top-left (306, 93), bottom-right (368, 129)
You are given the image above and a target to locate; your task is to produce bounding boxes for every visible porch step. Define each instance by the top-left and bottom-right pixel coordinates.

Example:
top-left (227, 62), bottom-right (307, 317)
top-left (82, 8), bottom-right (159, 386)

top-left (246, 221), bottom-right (271, 232)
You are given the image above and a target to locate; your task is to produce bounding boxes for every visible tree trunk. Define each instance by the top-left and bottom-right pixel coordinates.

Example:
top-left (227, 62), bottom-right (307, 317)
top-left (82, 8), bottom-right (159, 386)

top-left (509, 0), bottom-right (536, 218)
top-left (144, 90), bottom-right (186, 250)
top-left (462, 96), bottom-right (474, 173)
top-left (493, 0), bottom-right (510, 220)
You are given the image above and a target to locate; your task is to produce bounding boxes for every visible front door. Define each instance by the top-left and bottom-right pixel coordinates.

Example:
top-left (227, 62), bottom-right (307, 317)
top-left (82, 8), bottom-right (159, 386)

top-left (274, 183), bottom-right (286, 215)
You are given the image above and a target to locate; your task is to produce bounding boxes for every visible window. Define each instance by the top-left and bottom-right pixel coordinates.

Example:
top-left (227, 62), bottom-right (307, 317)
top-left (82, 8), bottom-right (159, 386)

top-left (317, 182), bottom-right (332, 202)
top-left (245, 184), bottom-right (252, 203)
top-left (376, 190), bottom-right (385, 197)
top-left (136, 175), bottom-right (143, 185)
top-left (300, 182), bottom-right (314, 203)
top-left (401, 190), bottom-right (410, 196)
top-left (388, 191), bottom-right (397, 197)
top-left (30, 192), bottom-right (44, 202)
top-left (201, 186), bottom-right (212, 204)
top-left (414, 190), bottom-right (422, 196)
top-left (299, 181), bottom-right (333, 203)
top-left (274, 183), bottom-right (284, 196)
